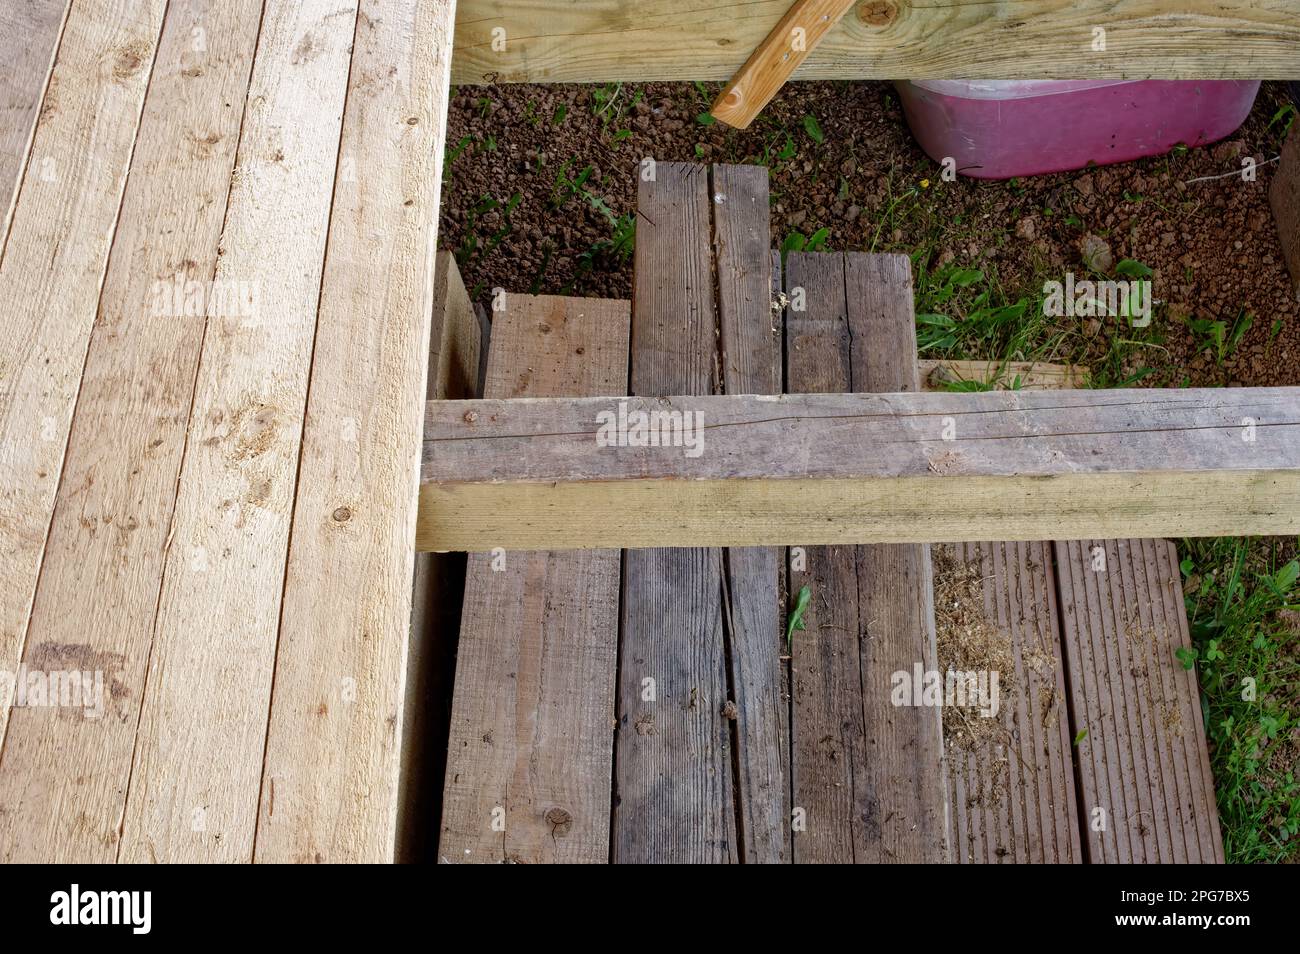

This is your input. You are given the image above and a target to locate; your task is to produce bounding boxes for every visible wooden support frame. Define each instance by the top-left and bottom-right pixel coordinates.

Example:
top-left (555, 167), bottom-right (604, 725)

top-left (450, 1), bottom-right (1300, 84)
top-left (419, 387), bottom-right (1300, 550)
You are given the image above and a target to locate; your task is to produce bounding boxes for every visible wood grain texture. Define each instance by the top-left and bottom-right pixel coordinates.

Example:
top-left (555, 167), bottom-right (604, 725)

top-left (401, 249), bottom-right (481, 862)
top-left (919, 359), bottom-right (1088, 391)
top-left (419, 387), bottom-right (1300, 550)
top-left (844, 253), bottom-right (947, 862)
top-left (939, 541), bottom-right (1082, 864)
top-left (0, 0), bottom-right (166, 761)
top-left (1055, 538), bottom-right (1225, 863)
top-left (116, 0), bottom-right (358, 864)
top-left (254, 0), bottom-right (457, 864)
top-left (0, 0), bottom-right (260, 864)
top-left (0, 0), bottom-right (68, 247)
top-left (712, 164), bottom-right (787, 862)
top-left (439, 295), bottom-right (628, 864)
top-left (450, 1), bottom-right (1300, 83)
top-left (614, 161), bottom-right (737, 863)
top-left (1271, 125), bottom-right (1300, 302)
top-left (709, 0), bottom-right (857, 128)
top-left (785, 250), bottom-right (868, 862)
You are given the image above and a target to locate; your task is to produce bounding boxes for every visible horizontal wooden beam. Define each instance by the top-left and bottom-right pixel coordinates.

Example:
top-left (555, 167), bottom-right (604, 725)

top-left (418, 388), bottom-right (1300, 550)
top-left (451, 1), bottom-right (1300, 84)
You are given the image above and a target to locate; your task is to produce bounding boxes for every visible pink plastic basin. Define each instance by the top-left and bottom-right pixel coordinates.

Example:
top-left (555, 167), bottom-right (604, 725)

top-left (895, 80), bottom-right (1261, 180)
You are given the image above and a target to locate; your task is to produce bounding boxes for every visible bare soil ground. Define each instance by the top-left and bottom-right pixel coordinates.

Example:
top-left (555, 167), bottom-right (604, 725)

top-left (440, 80), bottom-right (1298, 388)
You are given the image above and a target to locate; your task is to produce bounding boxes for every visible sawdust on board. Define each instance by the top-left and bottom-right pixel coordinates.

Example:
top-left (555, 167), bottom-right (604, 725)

top-left (933, 544), bottom-right (1059, 808)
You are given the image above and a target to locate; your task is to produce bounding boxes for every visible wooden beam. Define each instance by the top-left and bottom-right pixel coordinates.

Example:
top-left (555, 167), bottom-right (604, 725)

top-left (919, 359), bottom-right (1088, 391)
top-left (450, 1), bottom-right (1300, 84)
top-left (419, 388), bottom-right (1300, 550)
top-left (255, 0), bottom-right (458, 864)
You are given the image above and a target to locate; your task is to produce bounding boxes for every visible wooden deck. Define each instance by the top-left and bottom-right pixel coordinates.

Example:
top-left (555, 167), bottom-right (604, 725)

top-left (435, 162), bottom-right (1225, 862)
top-left (0, 0), bottom-right (455, 863)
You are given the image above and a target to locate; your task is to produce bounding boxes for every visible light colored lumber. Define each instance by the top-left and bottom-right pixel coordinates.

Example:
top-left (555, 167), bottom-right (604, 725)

top-left (0, 0), bottom-right (166, 758)
top-left (420, 387), bottom-right (1300, 550)
top-left (450, 1), bottom-right (1300, 84)
top-left (1271, 125), bottom-right (1300, 302)
top-left (0, 0), bottom-right (68, 246)
top-left (919, 359), bottom-right (1087, 391)
top-left (709, 0), bottom-right (857, 129)
top-left (116, 0), bottom-right (358, 864)
top-left (0, 0), bottom-right (261, 864)
top-left (254, 0), bottom-right (458, 865)
top-left (713, 165), bottom-right (787, 862)
top-left (939, 541), bottom-right (1082, 864)
top-left (614, 161), bottom-right (736, 863)
top-left (439, 294), bottom-right (628, 864)
top-left (400, 249), bottom-right (481, 861)
top-left (1055, 538), bottom-right (1225, 862)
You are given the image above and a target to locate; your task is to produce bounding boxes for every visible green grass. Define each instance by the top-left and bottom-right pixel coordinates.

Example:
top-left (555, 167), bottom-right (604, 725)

top-left (1178, 537), bottom-right (1300, 862)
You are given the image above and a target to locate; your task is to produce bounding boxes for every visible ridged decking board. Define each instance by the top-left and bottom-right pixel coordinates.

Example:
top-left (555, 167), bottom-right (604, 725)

top-left (939, 542), bottom-right (1082, 864)
top-left (784, 250), bottom-right (947, 862)
top-left (440, 295), bottom-right (628, 864)
top-left (448, 1), bottom-right (1300, 83)
top-left (419, 386), bottom-right (1300, 550)
top-left (0, 0), bottom-right (457, 863)
top-left (1056, 539), bottom-right (1225, 863)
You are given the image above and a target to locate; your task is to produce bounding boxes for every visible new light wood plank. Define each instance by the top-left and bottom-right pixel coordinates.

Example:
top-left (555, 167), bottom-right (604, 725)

top-left (712, 164), bottom-right (787, 863)
top-left (451, 1), bottom-right (1300, 84)
top-left (0, 0), bottom-right (260, 864)
top-left (938, 541), bottom-right (1082, 863)
top-left (709, 0), bottom-right (857, 129)
top-left (254, 0), bottom-right (458, 867)
top-left (439, 295), bottom-right (627, 864)
top-left (1055, 538), bottom-right (1225, 862)
top-left (419, 387), bottom-right (1300, 550)
top-left (401, 250), bottom-right (482, 862)
top-left (0, 0), bottom-right (68, 247)
top-left (116, 0), bottom-right (359, 864)
top-left (0, 0), bottom-right (166, 753)
top-left (614, 161), bottom-right (737, 863)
